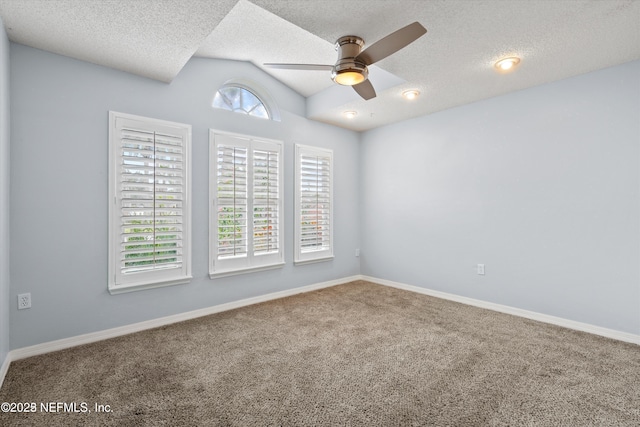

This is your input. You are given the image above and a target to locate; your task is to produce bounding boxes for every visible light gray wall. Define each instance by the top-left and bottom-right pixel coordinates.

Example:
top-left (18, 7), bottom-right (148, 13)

top-left (0, 20), bottom-right (10, 363)
top-left (360, 60), bottom-right (640, 335)
top-left (8, 42), bottom-right (639, 350)
top-left (9, 43), bottom-right (361, 349)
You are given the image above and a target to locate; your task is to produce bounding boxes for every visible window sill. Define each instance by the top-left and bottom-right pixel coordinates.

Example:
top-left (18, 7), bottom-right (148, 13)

top-left (108, 276), bottom-right (192, 295)
top-left (209, 262), bottom-right (285, 279)
top-left (294, 256), bottom-right (334, 266)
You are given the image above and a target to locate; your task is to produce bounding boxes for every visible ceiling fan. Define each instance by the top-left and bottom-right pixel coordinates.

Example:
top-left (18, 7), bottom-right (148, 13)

top-left (264, 22), bottom-right (427, 100)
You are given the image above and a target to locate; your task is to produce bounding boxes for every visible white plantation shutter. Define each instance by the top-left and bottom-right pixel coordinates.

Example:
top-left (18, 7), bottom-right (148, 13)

top-left (210, 131), bottom-right (283, 277)
top-left (216, 144), bottom-right (248, 259)
top-left (295, 145), bottom-right (334, 264)
top-left (299, 154), bottom-right (331, 251)
top-left (120, 130), bottom-right (184, 272)
top-left (109, 112), bottom-right (191, 293)
top-left (253, 148), bottom-right (280, 255)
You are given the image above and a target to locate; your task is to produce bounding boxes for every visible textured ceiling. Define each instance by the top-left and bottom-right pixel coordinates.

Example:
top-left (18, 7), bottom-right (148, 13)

top-left (0, 0), bottom-right (639, 131)
top-left (196, 0), bottom-right (337, 97)
top-left (0, 0), bottom-right (237, 82)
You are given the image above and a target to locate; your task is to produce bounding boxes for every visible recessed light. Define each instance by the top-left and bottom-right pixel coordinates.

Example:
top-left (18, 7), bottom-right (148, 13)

top-left (495, 57), bottom-right (520, 72)
top-left (343, 111), bottom-right (357, 119)
top-left (402, 90), bottom-right (420, 100)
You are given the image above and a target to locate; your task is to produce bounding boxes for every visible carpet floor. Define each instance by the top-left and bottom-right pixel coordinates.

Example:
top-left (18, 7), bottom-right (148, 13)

top-left (1, 281), bottom-right (638, 426)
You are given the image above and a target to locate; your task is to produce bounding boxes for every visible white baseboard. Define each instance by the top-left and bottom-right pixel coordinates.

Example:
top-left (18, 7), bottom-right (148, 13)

top-left (362, 275), bottom-right (640, 345)
top-left (6, 275), bottom-right (359, 366)
top-left (3, 273), bottom-right (637, 390)
top-left (0, 351), bottom-right (10, 389)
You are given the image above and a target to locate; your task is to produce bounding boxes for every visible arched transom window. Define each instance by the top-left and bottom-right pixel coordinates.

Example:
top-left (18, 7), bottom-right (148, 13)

top-left (213, 86), bottom-right (270, 119)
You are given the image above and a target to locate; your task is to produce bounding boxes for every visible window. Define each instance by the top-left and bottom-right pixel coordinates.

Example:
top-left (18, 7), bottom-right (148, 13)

top-left (295, 144), bottom-right (333, 264)
top-left (108, 112), bottom-right (192, 294)
top-left (210, 131), bottom-right (284, 277)
top-left (213, 86), bottom-right (269, 119)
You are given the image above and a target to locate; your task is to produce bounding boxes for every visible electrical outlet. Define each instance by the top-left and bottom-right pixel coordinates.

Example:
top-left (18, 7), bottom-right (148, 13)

top-left (355, 248), bottom-right (360, 257)
top-left (477, 264), bottom-right (485, 275)
top-left (18, 293), bottom-right (31, 310)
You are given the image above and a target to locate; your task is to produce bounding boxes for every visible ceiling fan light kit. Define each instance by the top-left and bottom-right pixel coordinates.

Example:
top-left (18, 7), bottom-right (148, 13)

top-left (264, 22), bottom-right (427, 101)
top-left (332, 69), bottom-right (366, 85)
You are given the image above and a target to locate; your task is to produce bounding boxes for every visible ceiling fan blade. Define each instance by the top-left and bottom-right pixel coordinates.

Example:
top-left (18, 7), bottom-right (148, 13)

top-left (356, 22), bottom-right (427, 66)
top-left (353, 79), bottom-right (376, 100)
top-left (263, 63), bottom-right (333, 71)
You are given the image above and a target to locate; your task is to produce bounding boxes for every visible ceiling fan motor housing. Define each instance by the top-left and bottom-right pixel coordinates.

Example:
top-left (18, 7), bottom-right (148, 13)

top-left (331, 36), bottom-right (368, 85)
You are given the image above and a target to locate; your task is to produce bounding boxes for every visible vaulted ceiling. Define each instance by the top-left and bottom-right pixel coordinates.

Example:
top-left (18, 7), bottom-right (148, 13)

top-left (0, 0), bottom-right (638, 131)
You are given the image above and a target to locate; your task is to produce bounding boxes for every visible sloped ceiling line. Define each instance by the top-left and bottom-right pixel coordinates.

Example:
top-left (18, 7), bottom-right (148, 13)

top-left (0, 0), bottom-right (638, 132)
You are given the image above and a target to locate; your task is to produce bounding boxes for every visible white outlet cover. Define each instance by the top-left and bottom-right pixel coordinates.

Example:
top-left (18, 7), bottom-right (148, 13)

top-left (18, 293), bottom-right (31, 309)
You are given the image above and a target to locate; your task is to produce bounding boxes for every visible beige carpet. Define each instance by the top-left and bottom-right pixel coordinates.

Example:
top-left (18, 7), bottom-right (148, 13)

top-left (1, 281), bottom-right (638, 426)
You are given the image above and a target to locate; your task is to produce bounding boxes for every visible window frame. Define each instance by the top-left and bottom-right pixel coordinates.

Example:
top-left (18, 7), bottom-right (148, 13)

top-left (213, 85), bottom-right (270, 119)
top-left (108, 111), bottom-right (192, 294)
top-left (209, 130), bottom-right (284, 278)
top-left (294, 144), bottom-right (334, 265)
